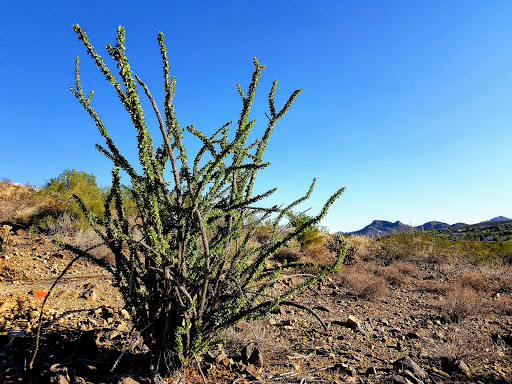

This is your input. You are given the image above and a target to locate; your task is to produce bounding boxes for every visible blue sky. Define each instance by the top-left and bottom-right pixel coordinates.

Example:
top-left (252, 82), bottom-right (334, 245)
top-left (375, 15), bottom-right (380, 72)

top-left (1, 1), bottom-right (511, 232)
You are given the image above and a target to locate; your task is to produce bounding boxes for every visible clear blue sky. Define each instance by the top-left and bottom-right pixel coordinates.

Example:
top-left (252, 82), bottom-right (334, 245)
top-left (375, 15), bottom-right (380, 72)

top-left (1, 1), bottom-right (511, 232)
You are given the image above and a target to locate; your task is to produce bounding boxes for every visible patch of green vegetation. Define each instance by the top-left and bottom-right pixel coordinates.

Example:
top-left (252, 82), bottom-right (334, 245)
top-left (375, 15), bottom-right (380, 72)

top-left (377, 229), bottom-right (512, 265)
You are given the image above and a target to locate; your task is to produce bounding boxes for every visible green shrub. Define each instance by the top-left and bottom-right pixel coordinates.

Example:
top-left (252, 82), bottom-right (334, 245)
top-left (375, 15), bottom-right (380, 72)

top-left (287, 211), bottom-right (324, 247)
top-left (43, 169), bottom-right (105, 231)
top-left (55, 25), bottom-right (347, 377)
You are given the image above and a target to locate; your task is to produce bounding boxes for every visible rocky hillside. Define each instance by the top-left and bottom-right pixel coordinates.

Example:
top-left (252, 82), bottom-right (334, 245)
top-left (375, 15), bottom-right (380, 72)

top-left (1, 229), bottom-right (511, 383)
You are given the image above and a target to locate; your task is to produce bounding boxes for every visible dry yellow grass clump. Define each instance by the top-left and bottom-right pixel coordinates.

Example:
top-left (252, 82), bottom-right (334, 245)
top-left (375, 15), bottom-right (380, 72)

top-left (0, 181), bottom-right (61, 226)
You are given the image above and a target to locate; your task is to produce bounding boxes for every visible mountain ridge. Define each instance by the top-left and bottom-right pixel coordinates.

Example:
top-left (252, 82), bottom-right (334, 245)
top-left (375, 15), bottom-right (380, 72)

top-left (345, 216), bottom-right (511, 237)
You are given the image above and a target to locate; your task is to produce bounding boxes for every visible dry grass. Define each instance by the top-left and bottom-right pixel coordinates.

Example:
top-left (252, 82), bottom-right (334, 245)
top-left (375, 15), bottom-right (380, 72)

top-left (221, 318), bottom-right (289, 364)
top-left (436, 327), bottom-right (498, 366)
top-left (0, 181), bottom-right (61, 226)
top-left (455, 270), bottom-right (494, 292)
top-left (392, 260), bottom-right (420, 277)
top-left (253, 223), bottom-right (274, 244)
top-left (495, 265), bottom-right (512, 294)
top-left (374, 264), bottom-right (411, 287)
top-left (440, 285), bottom-right (486, 322)
top-left (416, 279), bottom-right (451, 295)
top-left (346, 235), bottom-right (382, 262)
top-left (493, 296), bottom-right (512, 316)
top-left (272, 247), bottom-right (301, 263)
top-left (336, 266), bottom-right (389, 300)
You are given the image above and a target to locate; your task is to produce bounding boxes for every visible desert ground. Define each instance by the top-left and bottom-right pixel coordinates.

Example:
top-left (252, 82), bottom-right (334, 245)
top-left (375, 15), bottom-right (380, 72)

top-left (1, 227), bottom-right (511, 384)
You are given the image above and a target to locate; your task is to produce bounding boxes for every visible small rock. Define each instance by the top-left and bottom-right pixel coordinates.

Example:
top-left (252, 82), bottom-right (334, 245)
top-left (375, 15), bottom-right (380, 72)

top-left (329, 362), bottom-right (357, 377)
top-left (393, 356), bottom-right (427, 380)
top-left (457, 360), bottom-right (471, 377)
top-left (391, 375), bottom-right (413, 384)
top-left (346, 315), bottom-right (361, 330)
top-left (82, 288), bottom-right (98, 301)
top-left (402, 370), bottom-right (424, 384)
top-left (235, 322), bottom-right (249, 332)
top-left (31, 289), bottom-right (48, 299)
top-left (221, 357), bottom-right (232, 367)
top-left (366, 366), bottom-right (378, 375)
top-left (49, 364), bottom-right (70, 384)
top-left (116, 322), bottom-right (129, 332)
top-left (0, 299), bottom-right (16, 313)
top-left (55, 290), bottom-right (68, 299)
top-left (406, 331), bottom-right (421, 339)
top-left (16, 229), bottom-right (26, 237)
top-left (118, 378), bottom-right (139, 384)
top-left (215, 351), bottom-right (228, 363)
top-left (242, 343), bottom-right (263, 367)
top-left (271, 306), bottom-right (286, 315)
top-left (245, 364), bottom-right (260, 379)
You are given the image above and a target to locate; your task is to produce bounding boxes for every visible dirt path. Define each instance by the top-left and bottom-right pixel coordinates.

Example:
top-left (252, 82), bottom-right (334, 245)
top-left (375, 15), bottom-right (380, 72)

top-left (0, 273), bottom-right (112, 293)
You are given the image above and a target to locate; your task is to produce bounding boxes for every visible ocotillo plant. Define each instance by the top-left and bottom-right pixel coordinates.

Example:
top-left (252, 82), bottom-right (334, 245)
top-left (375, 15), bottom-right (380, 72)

top-left (65, 24), bottom-right (347, 376)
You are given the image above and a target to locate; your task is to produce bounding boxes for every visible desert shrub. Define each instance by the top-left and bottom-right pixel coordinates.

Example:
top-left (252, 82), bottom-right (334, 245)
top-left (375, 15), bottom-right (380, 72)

top-left (458, 241), bottom-right (512, 265)
top-left (441, 285), bottom-right (485, 323)
top-left (326, 233), bottom-right (358, 265)
top-left (52, 25), bottom-right (347, 377)
top-left (253, 222), bottom-right (274, 244)
top-left (287, 212), bottom-right (325, 247)
top-left (416, 279), bottom-right (451, 295)
top-left (392, 260), bottom-right (419, 277)
top-left (0, 181), bottom-right (60, 228)
top-left (375, 264), bottom-right (410, 287)
top-left (455, 270), bottom-right (493, 292)
top-left (436, 328), bottom-right (497, 369)
top-left (345, 235), bottom-right (383, 262)
top-left (272, 247), bottom-right (301, 263)
top-left (379, 230), bottom-right (421, 261)
top-left (0, 225), bottom-right (16, 253)
top-left (496, 265), bottom-right (512, 293)
top-left (337, 266), bottom-right (389, 300)
top-left (43, 169), bottom-right (105, 230)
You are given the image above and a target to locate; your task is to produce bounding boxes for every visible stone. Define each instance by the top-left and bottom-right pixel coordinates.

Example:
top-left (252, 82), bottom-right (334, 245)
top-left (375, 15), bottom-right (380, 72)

top-left (0, 299), bottom-right (16, 313)
top-left (235, 322), bottom-right (249, 332)
top-left (406, 331), bottom-right (421, 339)
top-left (55, 290), bottom-right (68, 299)
top-left (457, 360), bottom-right (471, 377)
top-left (393, 356), bottom-right (427, 380)
top-left (391, 375), bottom-right (413, 384)
top-left (245, 364), bottom-right (260, 379)
top-left (402, 370), bottom-right (424, 384)
top-left (330, 362), bottom-right (357, 377)
top-left (346, 315), bottom-right (361, 330)
top-left (215, 351), bottom-right (228, 363)
top-left (31, 289), bottom-right (48, 299)
top-left (366, 366), bottom-right (378, 375)
top-left (120, 309), bottom-right (131, 320)
top-left (118, 378), bottom-right (139, 384)
top-left (82, 288), bottom-right (98, 301)
top-left (49, 364), bottom-right (70, 384)
top-left (242, 343), bottom-right (263, 367)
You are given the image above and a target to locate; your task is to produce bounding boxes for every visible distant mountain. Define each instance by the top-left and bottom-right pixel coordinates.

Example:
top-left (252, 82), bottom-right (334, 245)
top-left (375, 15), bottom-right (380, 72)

top-left (487, 216), bottom-right (510, 222)
top-left (415, 221), bottom-right (450, 230)
top-left (345, 216), bottom-right (509, 236)
top-left (349, 220), bottom-right (411, 237)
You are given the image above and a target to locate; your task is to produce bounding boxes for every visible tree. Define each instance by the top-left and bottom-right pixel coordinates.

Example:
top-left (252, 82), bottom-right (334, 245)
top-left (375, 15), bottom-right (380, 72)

top-left (43, 169), bottom-right (105, 227)
top-left (62, 24), bottom-right (347, 378)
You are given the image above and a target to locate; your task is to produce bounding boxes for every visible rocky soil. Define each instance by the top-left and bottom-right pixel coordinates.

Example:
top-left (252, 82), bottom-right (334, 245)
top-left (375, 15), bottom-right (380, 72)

top-left (1, 230), bottom-right (511, 383)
